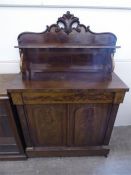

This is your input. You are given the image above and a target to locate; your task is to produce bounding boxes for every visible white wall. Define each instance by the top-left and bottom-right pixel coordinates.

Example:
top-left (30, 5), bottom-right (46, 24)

top-left (0, 6), bottom-right (131, 126)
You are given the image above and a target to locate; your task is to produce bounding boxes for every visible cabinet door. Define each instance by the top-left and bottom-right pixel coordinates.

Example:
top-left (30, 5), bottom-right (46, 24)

top-left (0, 99), bottom-right (26, 160)
top-left (25, 104), bottom-right (67, 147)
top-left (0, 100), bottom-right (18, 153)
top-left (69, 104), bottom-right (112, 146)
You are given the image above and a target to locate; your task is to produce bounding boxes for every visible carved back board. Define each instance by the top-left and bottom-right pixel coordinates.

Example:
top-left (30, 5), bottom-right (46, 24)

top-left (16, 11), bottom-right (117, 80)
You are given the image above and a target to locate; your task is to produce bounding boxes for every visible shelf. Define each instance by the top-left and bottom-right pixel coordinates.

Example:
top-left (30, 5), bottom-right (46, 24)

top-left (14, 45), bottom-right (120, 49)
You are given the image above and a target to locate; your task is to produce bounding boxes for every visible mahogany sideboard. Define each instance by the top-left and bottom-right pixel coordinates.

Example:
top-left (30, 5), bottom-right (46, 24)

top-left (0, 12), bottom-right (129, 160)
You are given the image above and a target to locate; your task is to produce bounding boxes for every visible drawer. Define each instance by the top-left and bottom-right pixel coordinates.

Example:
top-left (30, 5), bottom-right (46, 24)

top-left (19, 91), bottom-right (114, 104)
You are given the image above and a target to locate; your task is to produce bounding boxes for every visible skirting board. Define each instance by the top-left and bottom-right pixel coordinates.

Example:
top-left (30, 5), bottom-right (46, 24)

top-left (26, 146), bottom-right (109, 157)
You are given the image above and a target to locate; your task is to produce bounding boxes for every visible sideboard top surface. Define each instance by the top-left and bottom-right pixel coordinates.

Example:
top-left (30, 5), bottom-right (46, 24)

top-left (0, 72), bottom-right (128, 97)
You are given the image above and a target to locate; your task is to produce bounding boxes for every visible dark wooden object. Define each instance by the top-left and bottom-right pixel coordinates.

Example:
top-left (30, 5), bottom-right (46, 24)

top-left (0, 96), bottom-right (26, 160)
top-left (0, 12), bottom-right (129, 159)
top-left (15, 11), bottom-right (119, 80)
top-left (0, 72), bottom-right (128, 158)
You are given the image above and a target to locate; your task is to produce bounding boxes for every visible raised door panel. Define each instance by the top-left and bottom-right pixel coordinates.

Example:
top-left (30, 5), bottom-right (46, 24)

top-left (25, 104), bottom-right (67, 147)
top-left (69, 104), bottom-right (112, 146)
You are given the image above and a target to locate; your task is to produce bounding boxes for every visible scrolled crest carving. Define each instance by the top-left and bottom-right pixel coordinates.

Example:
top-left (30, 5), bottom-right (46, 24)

top-left (47, 11), bottom-right (88, 35)
top-left (56, 11), bottom-right (80, 34)
top-left (18, 11), bottom-right (117, 47)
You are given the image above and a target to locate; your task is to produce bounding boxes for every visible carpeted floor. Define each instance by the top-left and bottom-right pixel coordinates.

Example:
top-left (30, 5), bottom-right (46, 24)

top-left (0, 126), bottom-right (131, 175)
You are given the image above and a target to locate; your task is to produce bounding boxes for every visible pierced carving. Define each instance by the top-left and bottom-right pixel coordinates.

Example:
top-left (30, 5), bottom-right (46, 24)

top-left (46, 11), bottom-right (88, 35)
top-left (56, 11), bottom-right (80, 34)
top-left (18, 11), bottom-right (117, 41)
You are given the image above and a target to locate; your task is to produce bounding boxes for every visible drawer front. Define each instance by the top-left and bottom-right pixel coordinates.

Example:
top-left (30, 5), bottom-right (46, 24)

top-left (21, 91), bottom-right (114, 104)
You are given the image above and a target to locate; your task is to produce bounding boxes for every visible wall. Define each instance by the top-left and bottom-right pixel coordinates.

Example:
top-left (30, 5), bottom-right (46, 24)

top-left (0, 6), bottom-right (131, 126)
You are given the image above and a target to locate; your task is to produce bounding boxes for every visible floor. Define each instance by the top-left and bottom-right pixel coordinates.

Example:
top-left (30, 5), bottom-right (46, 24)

top-left (0, 126), bottom-right (131, 175)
